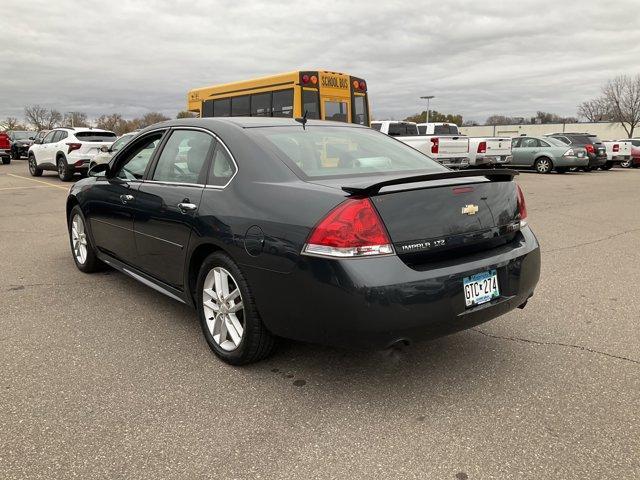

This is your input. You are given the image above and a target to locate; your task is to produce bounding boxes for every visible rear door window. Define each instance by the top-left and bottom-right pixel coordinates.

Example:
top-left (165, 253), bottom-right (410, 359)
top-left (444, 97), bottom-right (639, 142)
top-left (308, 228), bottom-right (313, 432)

top-left (152, 129), bottom-right (214, 184)
top-left (521, 138), bottom-right (539, 148)
top-left (43, 131), bottom-right (56, 143)
top-left (231, 95), bottom-right (250, 116)
top-left (213, 98), bottom-right (231, 117)
top-left (251, 93), bottom-right (272, 116)
top-left (208, 144), bottom-right (237, 187)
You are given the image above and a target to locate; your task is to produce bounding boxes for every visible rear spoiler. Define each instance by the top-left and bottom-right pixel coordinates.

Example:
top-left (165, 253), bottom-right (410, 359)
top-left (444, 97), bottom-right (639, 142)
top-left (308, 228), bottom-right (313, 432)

top-left (342, 169), bottom-right (518, 195)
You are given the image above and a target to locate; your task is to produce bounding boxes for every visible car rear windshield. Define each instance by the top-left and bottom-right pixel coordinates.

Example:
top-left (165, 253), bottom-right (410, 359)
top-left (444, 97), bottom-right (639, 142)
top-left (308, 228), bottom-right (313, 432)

top-left (75, 131), bottom-right (117, 142)
top-left (248, 126), bottom-right (446, 179)
top-left (433, 125), bottom-right (460, 135)
top-left (567, 135), bottom-right (598, 145)
top-left (388, 123), bottom-right (419, 136)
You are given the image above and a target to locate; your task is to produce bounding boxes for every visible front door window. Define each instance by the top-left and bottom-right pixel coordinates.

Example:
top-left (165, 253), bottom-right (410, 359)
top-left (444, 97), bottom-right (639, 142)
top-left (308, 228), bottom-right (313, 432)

top-left (323, 100), bottom-right (348, 122)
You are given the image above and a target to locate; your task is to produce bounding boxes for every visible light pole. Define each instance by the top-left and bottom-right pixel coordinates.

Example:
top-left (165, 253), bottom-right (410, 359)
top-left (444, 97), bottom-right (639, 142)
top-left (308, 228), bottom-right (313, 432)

top-left (420, 95), bottom-right (435, 124)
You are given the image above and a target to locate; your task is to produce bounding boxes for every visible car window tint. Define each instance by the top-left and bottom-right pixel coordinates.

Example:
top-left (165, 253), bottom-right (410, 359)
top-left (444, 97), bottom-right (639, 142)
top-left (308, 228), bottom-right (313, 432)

top-left (521, 138), bottom-right (539, 148)
top-left (152, 130), bottom-right (213, 184)
top-left (110, 136), bottom-right (131, 152)
top-left (302, 89), bottom-right (320, 120)
top-left (75, 132), bottom-right (117, 141)
top-left (43, 131), bottom-right (56, 143)
top-left (388, 123), bottom-right (419, 136)
top-left (352, 95), bottom-right (368, 125)
top-left (539, 140), bottom-right (550, 147)
top-left (114, 133), bottom-right (163, 180)
top-left (231, 95), bottom-right (250, 116)
top-left (59, 131), bottom-right (68, 141)
top-left (213, 98), bottom-right (231, 117)
top-left (511, 138), bottom-right (521, 148)
top-left (208, 144), bottom-right (236, 187)
top-left (370, 123), bottom-right (382, 131)
top-left (52, 131), bottom-right (65, 142)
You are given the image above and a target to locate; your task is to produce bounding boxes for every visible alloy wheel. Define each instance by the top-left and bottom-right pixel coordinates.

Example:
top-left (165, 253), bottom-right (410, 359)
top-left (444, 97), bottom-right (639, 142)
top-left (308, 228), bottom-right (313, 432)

top-left (202, 267), bottom-right (245, 351)
top-left (71, 214), bottom-right (88, 264)
top-left (29, 157), bottom-right (36, 174)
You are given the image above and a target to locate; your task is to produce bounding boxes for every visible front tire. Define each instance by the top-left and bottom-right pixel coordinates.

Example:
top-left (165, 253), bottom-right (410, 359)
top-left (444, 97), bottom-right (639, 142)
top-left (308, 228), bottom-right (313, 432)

top-left (68, 206), bottom-right (102, 273)
top-left (1, 157), bottom-right (9, 165)
top-left (57, 156), bottom-right (73, 181)
top-left (28, 154), bottom-right (42, 176)
top-left (196, 252), bottom-right (275, 365)
top-left (534, 157), bottom-right (552, 174)
top-left (11, 148), bottom-right (19, 160)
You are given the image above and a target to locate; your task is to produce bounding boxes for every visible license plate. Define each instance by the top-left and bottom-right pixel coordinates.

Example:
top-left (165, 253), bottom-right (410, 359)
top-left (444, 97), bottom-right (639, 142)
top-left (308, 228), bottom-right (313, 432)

top-left (463, 270), bottom-right (500, 307)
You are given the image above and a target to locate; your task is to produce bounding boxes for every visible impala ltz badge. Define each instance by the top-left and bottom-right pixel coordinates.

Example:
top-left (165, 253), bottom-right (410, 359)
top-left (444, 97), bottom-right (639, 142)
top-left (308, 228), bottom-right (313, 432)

top-left (462, 204), bottom-right (479, 215)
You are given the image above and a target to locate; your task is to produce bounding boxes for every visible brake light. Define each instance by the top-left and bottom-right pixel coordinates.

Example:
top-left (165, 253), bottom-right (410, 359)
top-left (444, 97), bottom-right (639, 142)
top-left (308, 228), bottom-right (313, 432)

top-left (303, 198), bottom-right (393, 258)
top-left (517, 184), bottom-right (528, 227)
top-left (353, 80), bottom-right (359, 89)
top-left (359, 81), bottom-right (366, 90)
top-left (431, 137), bottom-right (439, 154)
top-left (477, 141), bottom-right (487, 154)
top-left (613, 144), bottom-right (619, 152)
top-left (585, 144), bottom-right (595, 154)
top-left (66, 143), bottom-right (81, 154)
top-left (302, 74), bottom-right (310, 83)
top-left (310, 75), bottom-right (318, 85)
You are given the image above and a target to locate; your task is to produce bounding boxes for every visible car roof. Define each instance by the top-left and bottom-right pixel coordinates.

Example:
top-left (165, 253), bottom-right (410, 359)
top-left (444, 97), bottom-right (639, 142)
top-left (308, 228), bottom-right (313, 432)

top-left (141, 117), bottom-right (370, 131)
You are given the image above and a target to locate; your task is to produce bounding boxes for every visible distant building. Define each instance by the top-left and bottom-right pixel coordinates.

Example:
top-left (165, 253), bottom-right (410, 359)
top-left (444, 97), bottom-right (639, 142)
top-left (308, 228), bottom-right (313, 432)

top-left (460, 121), bottom-right (632, 140)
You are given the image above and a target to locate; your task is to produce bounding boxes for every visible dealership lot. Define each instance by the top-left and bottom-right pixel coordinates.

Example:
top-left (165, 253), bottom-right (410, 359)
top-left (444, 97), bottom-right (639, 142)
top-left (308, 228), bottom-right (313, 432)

top-left (1, 161), bottom-right (639, 479)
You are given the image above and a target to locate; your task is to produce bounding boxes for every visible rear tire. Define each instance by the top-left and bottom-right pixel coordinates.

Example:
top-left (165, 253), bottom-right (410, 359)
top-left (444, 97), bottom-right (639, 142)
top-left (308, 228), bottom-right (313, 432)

top-left (11, 148), bottom-right (19, 160)
top-left (601, 162), bottom-right (613, 170)
top-left (555, 167), bottom-right (568, 174)
top-left (57, 156), bottom-right (73, 181)
top-left (196, 252), bottom-right (275, 365)
top-left (620, 160), bottom-right (631, 168)
top-left (28, 154), bottom-right (42, 176)
top-left (534, 157), bottom-right (552, 174)
top-left (1, 157), bottom-right (9, 165)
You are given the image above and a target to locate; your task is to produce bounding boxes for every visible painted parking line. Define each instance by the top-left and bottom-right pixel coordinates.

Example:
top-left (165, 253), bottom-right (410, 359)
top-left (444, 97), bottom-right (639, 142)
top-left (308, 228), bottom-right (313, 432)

top-left (6, 174), bottom-right (70, 191)
top-left (0, 185), bottom-right (50, 191)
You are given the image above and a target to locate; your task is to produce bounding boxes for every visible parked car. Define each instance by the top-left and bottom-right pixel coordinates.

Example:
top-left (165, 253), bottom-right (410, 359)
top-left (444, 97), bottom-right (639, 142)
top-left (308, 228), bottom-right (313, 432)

top-left (546, 133), bottom-right (607, 171)
top-left (89, 131), bottom-right (137, 169)
top-left (511, 136), bottom-right (589, 173)
top-left (467, 137), bottom-right (512, 167)
top-left (620, 139), bottom-right (640, 168)
top-left (0, 132), bottom-right (11, 164)
top-left (371, 120), bottom-right (469, 169)
top-left (28, 127), bottom-right (117, 180)
top-left (68, 118), bottom-right (540, 365)
top-left (602, 140), bottom-right (632, 169)
top-left (8, 130), bottom-right (34, 159)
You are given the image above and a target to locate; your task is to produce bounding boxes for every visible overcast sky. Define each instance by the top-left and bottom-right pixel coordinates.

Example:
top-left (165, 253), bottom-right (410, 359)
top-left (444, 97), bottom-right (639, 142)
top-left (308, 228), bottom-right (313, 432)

top-left (2, 0), bottom-right (639, 124)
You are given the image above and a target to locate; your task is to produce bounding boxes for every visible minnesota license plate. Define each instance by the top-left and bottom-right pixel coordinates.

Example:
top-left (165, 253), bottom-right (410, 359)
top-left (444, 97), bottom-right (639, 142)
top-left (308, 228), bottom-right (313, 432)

top-left (463, 270), bottom-right (500, 307)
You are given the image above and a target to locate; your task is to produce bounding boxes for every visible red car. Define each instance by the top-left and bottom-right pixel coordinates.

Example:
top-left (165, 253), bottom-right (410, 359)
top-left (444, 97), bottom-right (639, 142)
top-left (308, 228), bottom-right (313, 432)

top-left (0, 132), bottom-right (11, 164)
top-left (620, 139), bottom-right (640, 168)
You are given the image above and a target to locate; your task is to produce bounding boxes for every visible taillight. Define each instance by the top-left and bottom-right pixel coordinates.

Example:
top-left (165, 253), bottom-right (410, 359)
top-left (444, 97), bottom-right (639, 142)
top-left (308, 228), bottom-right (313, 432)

top-left (613, 144), bottom-right (619, 152)
top-left (359, 80), bottom-right (366, 90)
top-left (517, 184), bottom-right (528, 228)
top-left (352, 80), bottom-right (359, 89)
top-left (431, 137), bottom-right (439, 154)
top-left (303, 198), bottom-right (394, 258)
top-left (477, 141), bottom-right (487, 154)
top-left (66, 143), bottom-right (81, 154)
top-left (310, 75), bottom-right (318, 85)
top-left (585, 144), bottom-right (595, 154)
top-left (302, 74), bottom-right (310, 83)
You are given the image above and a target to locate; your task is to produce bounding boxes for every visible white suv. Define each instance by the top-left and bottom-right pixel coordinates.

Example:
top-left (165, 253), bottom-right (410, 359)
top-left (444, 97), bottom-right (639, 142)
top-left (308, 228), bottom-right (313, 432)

top-left (28, 127), bottom-right (117, 180)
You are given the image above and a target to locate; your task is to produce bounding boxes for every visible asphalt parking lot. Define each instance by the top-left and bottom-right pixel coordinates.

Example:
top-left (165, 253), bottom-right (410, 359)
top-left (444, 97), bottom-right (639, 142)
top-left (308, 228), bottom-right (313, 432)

top-left (1, 160), bottom-right (639, 479)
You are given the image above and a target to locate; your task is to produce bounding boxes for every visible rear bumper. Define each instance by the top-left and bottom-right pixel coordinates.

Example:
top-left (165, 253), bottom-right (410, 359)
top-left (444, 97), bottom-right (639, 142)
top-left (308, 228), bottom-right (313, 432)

top-left (473, 155), bottom-right (512, 166)
top-left (0, 148), bottom-right (10, 158)
top-left (607, 155), bottom-right (630, 163)
top-left (555, 155), bottom-right (588, 167)
top-left (588, 154), bottom-right (607, 168)
top-left (436, 157), bottom-right (469, 169)
top-left (67, 153), bottom-right (95, 171)
top-left (250, 226), bottom-right (541, 349)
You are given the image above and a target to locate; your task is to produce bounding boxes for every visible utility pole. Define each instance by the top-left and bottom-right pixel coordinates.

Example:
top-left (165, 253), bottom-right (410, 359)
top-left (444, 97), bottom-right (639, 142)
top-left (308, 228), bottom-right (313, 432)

top-left (420, 95), bottom-right (435, 124)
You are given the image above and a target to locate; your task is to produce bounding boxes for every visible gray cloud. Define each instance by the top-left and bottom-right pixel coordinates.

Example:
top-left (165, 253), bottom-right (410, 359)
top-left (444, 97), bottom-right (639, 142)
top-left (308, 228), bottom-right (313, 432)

top-left (2, 0), bottom-right (639, 123)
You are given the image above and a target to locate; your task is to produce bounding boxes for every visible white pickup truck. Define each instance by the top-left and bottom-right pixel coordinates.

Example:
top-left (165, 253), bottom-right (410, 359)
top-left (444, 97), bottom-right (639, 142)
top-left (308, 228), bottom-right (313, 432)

top-left (602, 140), bottom-right (632, 169)
top-left (371, 121), bottom-right (469, 169)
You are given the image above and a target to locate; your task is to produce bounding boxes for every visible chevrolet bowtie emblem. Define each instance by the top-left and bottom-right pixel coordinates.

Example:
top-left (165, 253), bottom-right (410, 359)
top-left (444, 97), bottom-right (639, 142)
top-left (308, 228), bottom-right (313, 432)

top-left (462, 204), bottom-right (479, 215)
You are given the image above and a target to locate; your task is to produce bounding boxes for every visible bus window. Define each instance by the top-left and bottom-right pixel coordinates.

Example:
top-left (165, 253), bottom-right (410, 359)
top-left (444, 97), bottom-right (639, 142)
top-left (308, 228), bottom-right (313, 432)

top-left (231, 95), bottom-right (250, 116)
top-left (203, 100), bottom-right (214, 117)
top-left (352, 96), bottom-right (368, 125)
top-left (273, 89), bottom-right (294, 117)
top-left (302, 90), bottom-right (320, 119)
top-left (251, 92), bottom-right (272, 116)
top-left (213, 98), bottom-right (230, 117)
top-left (324, 100), bottom-right (348, 122)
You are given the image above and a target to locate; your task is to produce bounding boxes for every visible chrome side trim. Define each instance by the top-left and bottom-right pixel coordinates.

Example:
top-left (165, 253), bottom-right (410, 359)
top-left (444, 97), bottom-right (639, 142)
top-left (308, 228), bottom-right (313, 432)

top-left (134, 229), bottom-right (183, 248)
top-left (122, 268), bottom-right (186, 303)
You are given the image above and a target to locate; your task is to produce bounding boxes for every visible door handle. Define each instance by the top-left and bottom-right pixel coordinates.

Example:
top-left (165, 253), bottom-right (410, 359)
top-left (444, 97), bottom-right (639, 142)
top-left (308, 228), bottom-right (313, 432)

top-left (178, 202), bottom-right (197, 212)
top-left (120, 194), bottom-right (134, 204)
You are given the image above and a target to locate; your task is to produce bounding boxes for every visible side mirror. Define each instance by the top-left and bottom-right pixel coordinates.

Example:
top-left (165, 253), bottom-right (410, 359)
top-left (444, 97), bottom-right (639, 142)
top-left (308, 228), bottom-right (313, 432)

top-left (100, 145), bottom-right (111, 153)
top-left (29, 136), bottom-right (35, 140)
top-left (89, 163), bottom-right (109, 177)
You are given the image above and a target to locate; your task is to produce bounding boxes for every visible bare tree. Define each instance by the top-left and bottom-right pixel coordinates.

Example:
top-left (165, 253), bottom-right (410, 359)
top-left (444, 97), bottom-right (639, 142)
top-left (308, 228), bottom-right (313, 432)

top-left (63, 111), bottom-right (89, 128)
top-left (577, 98), bottom-right (611, 122)
top-left (176, 110), bottom-right (197, 119)
top-left (95, 113), bottom-right (131, 136)
top-left (24, 105), bottom-right (62, 130)
top-left (601, 74), bottom-right (640, 138)
top-left (1, 116), bottom-right (27, 131)
top-left (138, 112), bottom-right (170, 128)
top-left (484, 115), bottom-right (516, 125)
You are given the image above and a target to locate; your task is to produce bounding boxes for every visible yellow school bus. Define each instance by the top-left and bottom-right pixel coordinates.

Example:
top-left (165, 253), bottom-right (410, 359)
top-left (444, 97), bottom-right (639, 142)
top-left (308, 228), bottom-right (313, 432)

top-left (187, 70), bottom-right (370, 126)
